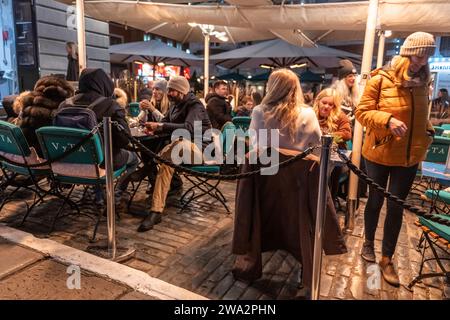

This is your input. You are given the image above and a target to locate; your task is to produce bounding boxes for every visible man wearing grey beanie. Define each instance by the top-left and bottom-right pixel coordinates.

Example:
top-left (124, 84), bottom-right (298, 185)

top-left (139, 75), bottom-right (212, 232)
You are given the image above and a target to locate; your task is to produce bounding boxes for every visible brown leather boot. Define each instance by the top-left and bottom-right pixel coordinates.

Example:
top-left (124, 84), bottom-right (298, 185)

top-left (379, 256), bottom-right (400, 287)
top-left (361, 240), bottom-right (376, 263)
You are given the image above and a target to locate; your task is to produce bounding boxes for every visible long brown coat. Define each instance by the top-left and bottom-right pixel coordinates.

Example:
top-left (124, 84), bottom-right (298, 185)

top-left (232, 155), bottom-right (347, 289)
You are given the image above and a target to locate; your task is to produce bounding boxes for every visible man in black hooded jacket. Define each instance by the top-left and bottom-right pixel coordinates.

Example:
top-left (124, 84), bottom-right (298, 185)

top-left (58, 68), bottom-right (138, 197)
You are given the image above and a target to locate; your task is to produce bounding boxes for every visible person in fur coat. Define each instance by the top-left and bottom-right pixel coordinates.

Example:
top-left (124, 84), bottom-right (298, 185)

top-left (18, 75), bottom-right (74, 156)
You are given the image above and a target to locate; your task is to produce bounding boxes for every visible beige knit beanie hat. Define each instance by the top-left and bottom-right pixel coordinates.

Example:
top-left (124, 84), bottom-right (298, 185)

top-left (400, 32), bottom-right (436, 57)
top-left (167, 76), bottom-right (190, 95)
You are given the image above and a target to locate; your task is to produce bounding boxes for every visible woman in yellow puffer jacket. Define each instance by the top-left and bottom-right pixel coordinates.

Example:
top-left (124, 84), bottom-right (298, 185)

top-left (355, 32), bottom-right (436, 287)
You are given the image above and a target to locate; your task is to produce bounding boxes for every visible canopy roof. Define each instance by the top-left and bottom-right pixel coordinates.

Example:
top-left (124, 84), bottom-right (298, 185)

top-left (58, 1), bottom-right (450, 45)
top-left (210, 39), bottom-right (361, 69)
top-left (109, 40), bottom-right (201, 66)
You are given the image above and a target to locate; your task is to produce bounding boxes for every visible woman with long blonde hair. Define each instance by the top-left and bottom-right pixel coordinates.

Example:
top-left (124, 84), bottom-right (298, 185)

top-left (313, 87), bottom-right (352, 208)
top-left (138, 79), bottom-right (169, 123)
top-left (332, 59), bottom-right (359, 120)
top-left (250, 68), bottom-right (321, 152)
top-left (355, 32), bottom-right (436, 286)
top-left (313, 87), bottom-right (351, 147)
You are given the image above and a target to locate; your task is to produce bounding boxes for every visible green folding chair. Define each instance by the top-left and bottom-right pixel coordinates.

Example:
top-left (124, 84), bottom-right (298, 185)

top-left (0, 120), bottom-right (51, 223)
top-left (426, 136), bottom-right (450, 163)
top-left (36, 126), bottom-right (127, 240)
top-left (433, 126), bottom-right (445, 136)
top-left (409, 215), bottom-right (450, 292)
top-left (179, 123), bottom-right (237, 214)
top-left (232, 116), bottom-right (251, 132)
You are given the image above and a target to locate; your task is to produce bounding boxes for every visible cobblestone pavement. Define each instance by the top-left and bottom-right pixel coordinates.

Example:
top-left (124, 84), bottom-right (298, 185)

top-left (0, 177), bottom-right (448, 300)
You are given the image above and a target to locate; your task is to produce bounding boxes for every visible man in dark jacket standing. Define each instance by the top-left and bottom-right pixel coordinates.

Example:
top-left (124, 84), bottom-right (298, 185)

top-left (138, 76), bottom-right (212, 232)
top-left (206, 80), bottom-right (232, 130)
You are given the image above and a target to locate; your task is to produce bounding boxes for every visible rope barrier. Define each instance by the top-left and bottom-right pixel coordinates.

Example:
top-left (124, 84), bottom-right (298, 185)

top-left (337, 149), bottom-right (450, 227)
top-left (113, 122), bottom-right (318, 180)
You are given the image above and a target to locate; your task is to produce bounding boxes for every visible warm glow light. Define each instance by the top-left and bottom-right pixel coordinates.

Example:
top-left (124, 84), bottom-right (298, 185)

top-left (260, 64), bottom-right (274, 69)
top-left (134, 60), bottom-right (143, 65)
top-left (157, 62), bottom-right (165, 67)
top-left (384, 30), bottom-right (392, 38)
top-left (289, 63), bottom-right (308, 69)
top-left (188, 22), bottom-right (197, 27)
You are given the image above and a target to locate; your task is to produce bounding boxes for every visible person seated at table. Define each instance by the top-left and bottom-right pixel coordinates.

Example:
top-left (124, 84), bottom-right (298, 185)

top-left (58, 68), bottom-right (138, 201)
top-left (113, 87), bottom-right (128, 109)
top-left (206, 80), bottom-right (232, 130)
top-left (131, 79), bottom-right (183, 194)
top-left (17, 75), bottom-right (75, 157)
top-left (138, 76), bottom-right (212, 232)
top-left (137, 79), bottom-right (169, 123)
top-left (236, 95), bottom-right (254, 117)
top-left (313, 87), bottom-right (352, 208)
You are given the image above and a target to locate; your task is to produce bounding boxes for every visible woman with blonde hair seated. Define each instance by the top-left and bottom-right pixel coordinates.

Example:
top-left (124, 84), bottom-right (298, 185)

top-left (313, 87), bottom-right (352, 209)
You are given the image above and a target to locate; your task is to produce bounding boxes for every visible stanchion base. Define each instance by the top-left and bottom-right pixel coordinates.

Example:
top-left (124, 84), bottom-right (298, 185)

top-left (345, 199), bottom-right (359, 234)
top-left (86, 242), bottom-right (136, 263)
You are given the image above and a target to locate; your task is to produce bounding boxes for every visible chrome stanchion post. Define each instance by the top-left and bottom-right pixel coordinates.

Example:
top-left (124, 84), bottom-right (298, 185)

top-left (104, 117), bottom-right (116, 259)
top-left (311, 135), bottom-right (333, 300)
top-left (86, 118), bottom-right (135, 262)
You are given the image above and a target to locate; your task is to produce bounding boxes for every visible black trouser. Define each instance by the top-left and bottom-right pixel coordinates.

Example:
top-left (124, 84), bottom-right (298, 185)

top-left (364, 159), bottom-right (418, 258)
top-left (329, 166), bottom-right (343, 201)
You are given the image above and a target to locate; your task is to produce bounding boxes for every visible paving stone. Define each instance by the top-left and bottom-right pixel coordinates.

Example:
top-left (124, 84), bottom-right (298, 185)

top-left (0, 260), bottom-right (128, 300)
top-left (330, 276), bottom-right (349, 300)
top-left (0, 239), bottom-right (45, 280)
top-left (320, 274), bottom-right (333, 297)
top-left (351, 275), bottom-right (369, 300)
top-left (124, 259), bottom-right (153, 273)
top-left (413, 286), bottom-right (428, 300)
top-left (210, 274), bottom-right (235, 299)
top-left (240, 286), bottom-right (261, 300)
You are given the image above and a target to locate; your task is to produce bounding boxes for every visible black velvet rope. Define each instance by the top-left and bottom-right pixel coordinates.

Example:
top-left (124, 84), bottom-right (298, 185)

top-left (337, 149), bottom-right (450, 227)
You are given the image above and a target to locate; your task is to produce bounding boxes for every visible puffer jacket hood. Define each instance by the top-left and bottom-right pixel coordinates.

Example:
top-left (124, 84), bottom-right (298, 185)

top-left (78, 68), bottom-right (114, 98)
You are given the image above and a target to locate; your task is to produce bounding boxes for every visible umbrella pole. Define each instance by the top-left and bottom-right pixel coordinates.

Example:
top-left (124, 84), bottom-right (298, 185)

top-left (204, 33), bottom-right (210, 98)
top-left (377, 31), bottom-right (386, 68)
top-left (346, 0), bottom-right (379, 232)
top-left (76, 0), bottom-right (87, 73)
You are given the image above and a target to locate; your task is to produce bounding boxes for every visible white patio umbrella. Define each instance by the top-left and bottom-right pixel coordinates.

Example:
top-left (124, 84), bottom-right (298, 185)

top-left (209, 39), bottom-right (361, 70)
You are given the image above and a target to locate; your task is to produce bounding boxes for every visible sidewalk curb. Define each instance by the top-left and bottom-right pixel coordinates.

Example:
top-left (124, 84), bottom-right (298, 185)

top-left (0, 223), bottom-right (207, 300)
